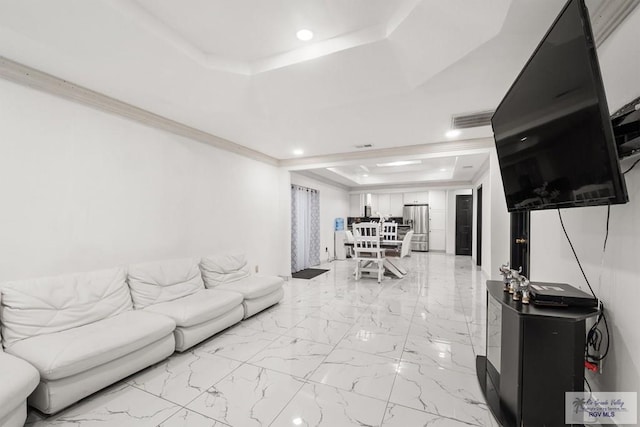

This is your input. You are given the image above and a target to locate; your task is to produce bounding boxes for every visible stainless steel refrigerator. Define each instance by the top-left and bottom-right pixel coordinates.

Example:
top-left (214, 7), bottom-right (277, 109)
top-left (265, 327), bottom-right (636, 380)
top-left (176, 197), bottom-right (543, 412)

top-left (403, 204), bottom-right (429, 251)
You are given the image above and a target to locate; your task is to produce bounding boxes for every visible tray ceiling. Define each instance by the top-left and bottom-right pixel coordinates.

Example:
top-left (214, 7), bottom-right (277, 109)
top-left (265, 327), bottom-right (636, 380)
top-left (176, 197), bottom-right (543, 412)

top-left (0, 0), bottom-right (634, 188)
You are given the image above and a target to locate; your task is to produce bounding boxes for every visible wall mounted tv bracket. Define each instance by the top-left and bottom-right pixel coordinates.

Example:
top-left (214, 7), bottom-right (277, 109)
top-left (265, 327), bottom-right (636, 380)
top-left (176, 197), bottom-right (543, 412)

top-left (612, 95), bottom-right (640, 158)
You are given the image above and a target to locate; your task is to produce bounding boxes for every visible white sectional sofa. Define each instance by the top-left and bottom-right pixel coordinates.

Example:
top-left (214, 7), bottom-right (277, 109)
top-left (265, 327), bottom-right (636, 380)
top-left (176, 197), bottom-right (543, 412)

top-left (127, 257), bottom-right (244, 352)
top-left (0, 253), bottom-right (285, 417)
top-left (0, 348), bottom-right (39, 427)
top-left (0, 267), bottom-right (176, 414)
top-left (0, 297), bottom-right (40, 427)
top-left (200, 253), bottom-right (284, 318)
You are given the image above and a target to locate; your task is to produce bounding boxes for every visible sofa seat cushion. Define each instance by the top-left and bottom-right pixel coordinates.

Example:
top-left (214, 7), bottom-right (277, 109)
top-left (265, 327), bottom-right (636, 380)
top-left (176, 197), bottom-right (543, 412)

top-left (216, 275), bottom-right (284, 300)
top-left (5, 310), bottom-right (175, 381)
top-left (0, 352), bottom-right (39, 421)
top-left (143, 289), bottom-right (243, 328)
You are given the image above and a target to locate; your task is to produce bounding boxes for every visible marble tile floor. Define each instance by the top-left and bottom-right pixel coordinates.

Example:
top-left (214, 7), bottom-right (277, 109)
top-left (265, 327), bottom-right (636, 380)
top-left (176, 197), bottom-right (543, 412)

top-left (26, 252), bottom-right (496, 427)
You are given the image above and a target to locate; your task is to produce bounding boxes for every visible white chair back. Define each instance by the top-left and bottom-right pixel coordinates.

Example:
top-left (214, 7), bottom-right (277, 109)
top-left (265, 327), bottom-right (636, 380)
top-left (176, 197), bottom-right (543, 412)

top-left (344, 229), bottom-right (355, 244)
top-left (352, 222), bottom-right (385, 283)
top-left (353, 222), bottom-right (382, 252)
top-left (381, 222), bottom-right (398, 242)
top-left (400, 230), bottom-right (414, 258)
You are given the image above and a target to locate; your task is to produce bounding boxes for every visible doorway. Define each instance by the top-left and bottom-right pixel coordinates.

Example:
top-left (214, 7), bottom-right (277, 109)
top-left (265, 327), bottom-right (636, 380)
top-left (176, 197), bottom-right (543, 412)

top-left (476, 185), bottom-right (482, 266)
top-left (291, 184), bottom-right (321, 273)
top-left (455, 194), bottom-right (473, 256)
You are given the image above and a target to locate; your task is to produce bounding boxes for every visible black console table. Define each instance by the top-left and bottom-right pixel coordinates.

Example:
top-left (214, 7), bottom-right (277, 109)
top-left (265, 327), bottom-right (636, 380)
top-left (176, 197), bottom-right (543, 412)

top-left (477, 280), bottom-right (599, 426)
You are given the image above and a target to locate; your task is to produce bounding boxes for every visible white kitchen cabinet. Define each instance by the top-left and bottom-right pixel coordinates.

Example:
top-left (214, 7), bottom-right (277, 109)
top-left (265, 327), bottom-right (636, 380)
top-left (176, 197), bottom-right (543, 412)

top-left (403, 191), bottom-right (429, 204)
top-left (429, 203), bottom-right (446, 251)
top-left (349, 194), bottom-right (362, 217)
top-left (429, 230), bottom-right (446, 251)
top-left (389, 194), bottom-right (404, 216)
top-left (430, 210), bottom-right (446, 230)
top-left (376, 194), bottom-right (390, 216)
top-left (428, 190), bottom-right (446, 210)
top-left (369, 194), bottom-right (379, 215)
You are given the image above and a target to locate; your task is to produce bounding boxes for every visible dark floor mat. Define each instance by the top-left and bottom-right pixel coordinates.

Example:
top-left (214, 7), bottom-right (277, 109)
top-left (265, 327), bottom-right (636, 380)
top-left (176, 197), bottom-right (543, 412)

top-left (292, 268), bottom-right (330, 279)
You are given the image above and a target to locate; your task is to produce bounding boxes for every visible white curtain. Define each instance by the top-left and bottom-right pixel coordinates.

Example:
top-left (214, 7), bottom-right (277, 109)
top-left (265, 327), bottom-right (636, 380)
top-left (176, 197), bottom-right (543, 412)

top-left (291, 185), bottom-right (320, 272)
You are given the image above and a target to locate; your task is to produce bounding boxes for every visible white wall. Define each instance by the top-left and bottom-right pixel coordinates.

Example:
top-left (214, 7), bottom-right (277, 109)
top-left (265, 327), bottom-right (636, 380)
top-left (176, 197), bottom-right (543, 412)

top-left (488, 150), bottom-right (510, 280)
top-left (428, 190), bottom-right (446, 251)
top-left (290, 173), bottom-right (350, 263)
top-left (277, 169), bottom-right (293, 276)
top-left (471, 150), bottom-right (509, 279)
top-left (528, 7), bottom-right (640, 402)
top-left (472, 167), bottom-right (490, 274)
top-left (0, 79), bottom-right (287, 280)
top-left (445, 188), bottom-right (473, 254)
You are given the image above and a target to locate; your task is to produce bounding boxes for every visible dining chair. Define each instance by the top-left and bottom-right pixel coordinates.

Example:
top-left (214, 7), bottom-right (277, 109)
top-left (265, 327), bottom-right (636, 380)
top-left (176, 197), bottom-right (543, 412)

top-left (352, 222), bottom-right (385, 283)
top-left (380, 221), bottom-right (398, 242)
top-left (344, 229), bottom-right (355, 258)
top-left (386, 230), bottom-right (414, 259)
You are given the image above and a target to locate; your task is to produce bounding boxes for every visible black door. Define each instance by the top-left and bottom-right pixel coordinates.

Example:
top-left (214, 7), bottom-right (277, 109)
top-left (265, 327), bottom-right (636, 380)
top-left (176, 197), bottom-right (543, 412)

top-left (455, 195), bottom-right (473, 255)
top-left (476, 186), bottom-right (482, 266)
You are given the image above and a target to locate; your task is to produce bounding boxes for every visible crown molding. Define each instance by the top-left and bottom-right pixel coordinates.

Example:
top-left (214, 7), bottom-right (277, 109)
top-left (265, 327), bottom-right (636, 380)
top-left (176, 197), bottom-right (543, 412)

top-left (291, 170), bottom-right (350, 191)
top-left (0, 56), bottom-right (279, 166)
top-left (589, 0), bottom-right (640, 47)
top-left (0, 56), bottom-right (495, 173)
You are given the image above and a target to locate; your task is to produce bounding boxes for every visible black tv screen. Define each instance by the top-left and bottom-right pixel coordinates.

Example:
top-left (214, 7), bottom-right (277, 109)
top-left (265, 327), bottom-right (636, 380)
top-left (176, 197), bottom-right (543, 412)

top-left (492, 0), bottom-right (628, 212)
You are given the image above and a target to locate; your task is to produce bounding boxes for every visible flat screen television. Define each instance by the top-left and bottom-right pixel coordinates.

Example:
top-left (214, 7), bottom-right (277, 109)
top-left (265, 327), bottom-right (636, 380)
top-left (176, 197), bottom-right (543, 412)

top-left (492, 0), bottom-right (628, 212)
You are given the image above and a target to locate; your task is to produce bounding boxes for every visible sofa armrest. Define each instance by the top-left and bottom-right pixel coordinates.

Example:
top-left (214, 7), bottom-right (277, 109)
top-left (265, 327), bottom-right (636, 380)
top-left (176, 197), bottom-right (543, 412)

top-left (0, 352), bottom-right (40, 420)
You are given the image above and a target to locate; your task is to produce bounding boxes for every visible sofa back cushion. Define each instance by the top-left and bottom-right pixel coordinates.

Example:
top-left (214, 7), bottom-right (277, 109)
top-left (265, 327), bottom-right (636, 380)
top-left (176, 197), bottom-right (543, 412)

top-left (200, 253), bottom-right (250, 288)
top-left (0, 267), bottom-right (132, 347)
top-left (127, 258), bottom-right (204, 309)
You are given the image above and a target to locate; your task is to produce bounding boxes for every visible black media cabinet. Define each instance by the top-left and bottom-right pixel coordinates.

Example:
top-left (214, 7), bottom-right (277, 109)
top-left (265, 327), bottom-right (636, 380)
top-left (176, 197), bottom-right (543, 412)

top-left (477, 280), bottom-right (599, 426)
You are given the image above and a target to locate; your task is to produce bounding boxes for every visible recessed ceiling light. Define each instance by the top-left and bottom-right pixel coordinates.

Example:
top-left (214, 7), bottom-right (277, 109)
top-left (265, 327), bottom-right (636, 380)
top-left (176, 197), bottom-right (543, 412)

top-left (296, 29), bottom-right (313, 41)
top-left (376, 160), bottom-right (422, 167)
top-left (362, 174), bottom-right (369, 177)
top-left (293, 149), bottom-right (304, 156)
top-left (445, 129), bottom-right (461, 138)
top-left (439, 168), bottom-right (446, 172)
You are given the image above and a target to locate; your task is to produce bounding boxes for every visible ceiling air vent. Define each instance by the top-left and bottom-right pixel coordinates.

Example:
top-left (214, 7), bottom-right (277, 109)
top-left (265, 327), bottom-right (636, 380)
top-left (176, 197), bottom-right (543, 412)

top-left (451, 110), bottom-right (495, 129)
top-left (354, 144), bottom-right (373, 149)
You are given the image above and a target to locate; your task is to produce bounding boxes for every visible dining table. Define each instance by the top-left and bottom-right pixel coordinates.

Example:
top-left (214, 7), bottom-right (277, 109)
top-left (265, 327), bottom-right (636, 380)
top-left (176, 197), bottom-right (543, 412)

top-left (344, 240), bottom-right (408, 279)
